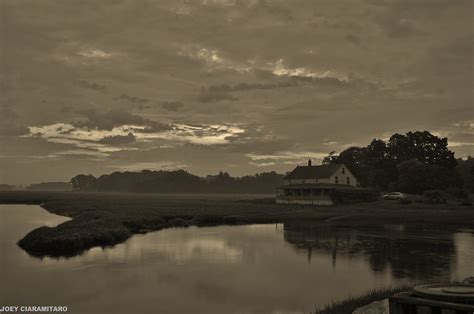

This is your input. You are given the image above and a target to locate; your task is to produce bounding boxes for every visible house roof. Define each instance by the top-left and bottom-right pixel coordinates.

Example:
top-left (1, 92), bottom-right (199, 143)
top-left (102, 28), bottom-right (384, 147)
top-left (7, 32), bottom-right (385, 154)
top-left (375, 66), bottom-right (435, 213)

top-left (284, 164), bottom-right (342, 180)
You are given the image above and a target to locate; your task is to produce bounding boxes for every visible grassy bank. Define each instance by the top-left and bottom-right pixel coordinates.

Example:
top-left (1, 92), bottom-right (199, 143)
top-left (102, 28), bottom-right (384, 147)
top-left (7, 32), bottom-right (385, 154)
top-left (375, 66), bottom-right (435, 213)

top-left (313, 285), bottom-right (412, 314)
top-left (1, 191), bottom-right (472, 257)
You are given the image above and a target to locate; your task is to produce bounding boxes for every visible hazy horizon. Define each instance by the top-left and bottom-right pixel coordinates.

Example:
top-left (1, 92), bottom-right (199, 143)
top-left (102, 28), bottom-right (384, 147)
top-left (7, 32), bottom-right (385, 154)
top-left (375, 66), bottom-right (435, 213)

top-left (1, 0), bottom-right (473, 185)
top-left (2, 131), bottom-right (471, 187)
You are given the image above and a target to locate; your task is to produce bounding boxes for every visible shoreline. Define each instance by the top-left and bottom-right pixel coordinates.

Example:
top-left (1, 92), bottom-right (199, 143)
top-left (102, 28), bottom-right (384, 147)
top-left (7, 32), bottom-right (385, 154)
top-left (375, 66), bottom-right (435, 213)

top-left (0, 190), bottom-right (472, 258)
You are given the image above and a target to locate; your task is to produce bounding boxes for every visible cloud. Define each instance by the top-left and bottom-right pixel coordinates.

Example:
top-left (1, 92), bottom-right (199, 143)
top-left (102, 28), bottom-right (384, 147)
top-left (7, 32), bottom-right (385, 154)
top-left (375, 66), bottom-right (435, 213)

top-left (376, 17), bottom-right (422, 38)
top-left (202, 0), bottom-right (237, 7)
top-left (136, 104), bottom-right (151, 110)
top-left (74, 108), bottom-right (170, 132)
top-left (179, 47), bottom-right (227, 68)
top-left (0, 106), bottom-right (29, 136)
top-left (0, 123), bottom-right (29, 136)
top-left (115, 94), bottom-right (149, 104)
top-left (269, 59), bottom-right (346, 80)
top-left (77, 48), bottom-right (114, 59)
top-left (77, 79), bottom-right (107, 92)
top-left (249, 161), bottom-right (276, 167)
top-left (345, 34), bottom-right (361, 46)
top-left (197, 75), bottom-right (350, 102)
top-left (161, 101), bottom-right (185, 112)
top-left (433, 120), bottom-right (474, 157)
top-left (162, 123), bottom-right (246, 145)
top-left (1, 105), bottom-right (19, 120)
top-left (26, 120), bottom-right (247, 158)
top-left (99, 133), bottom-right (137, 145)
top-left (245, 151), bottom-right (328, 165)
top-left (53, 149), bottom-right (110, 158)
top-left (108, 161), bottom-right (188, 172)
top-left (197, 86), bottom-right (239, 103)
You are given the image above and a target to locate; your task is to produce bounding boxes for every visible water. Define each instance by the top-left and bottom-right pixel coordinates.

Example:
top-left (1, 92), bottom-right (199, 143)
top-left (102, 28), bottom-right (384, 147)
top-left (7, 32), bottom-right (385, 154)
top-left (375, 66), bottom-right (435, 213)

top-left (0, 204), bottom-right (473, 314)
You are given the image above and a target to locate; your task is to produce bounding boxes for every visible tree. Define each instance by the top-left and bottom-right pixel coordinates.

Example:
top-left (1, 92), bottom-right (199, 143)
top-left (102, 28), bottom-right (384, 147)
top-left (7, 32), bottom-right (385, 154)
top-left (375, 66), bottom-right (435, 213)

top-left (396, 160), bottom-right (433, 194)
top-left (456, 156), bottom-right (474, 192)
top-left (68, 170), bottom-right (284, 194)
top-left (323, 130), bottom-right (459, 193)
top-left (397, 160), bottom-right (461, 194)
top-left (388, 131), bottom-right (457, 169)
top-left (70, 174), bottom-right (97, 191)
top-left (323, 141), bottom-right (394, 189)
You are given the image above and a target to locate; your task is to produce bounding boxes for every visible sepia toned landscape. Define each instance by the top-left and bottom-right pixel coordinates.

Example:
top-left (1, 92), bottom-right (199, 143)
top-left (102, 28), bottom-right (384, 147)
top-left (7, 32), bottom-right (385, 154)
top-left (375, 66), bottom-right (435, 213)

top-left (1, 0), bottom-right (473, 313)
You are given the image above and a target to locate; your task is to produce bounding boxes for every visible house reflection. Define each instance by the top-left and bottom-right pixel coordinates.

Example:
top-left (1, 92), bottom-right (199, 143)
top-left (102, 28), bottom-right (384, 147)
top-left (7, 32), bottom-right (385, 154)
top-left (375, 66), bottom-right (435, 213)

top-left (283, 222), bottom-right (457, 281)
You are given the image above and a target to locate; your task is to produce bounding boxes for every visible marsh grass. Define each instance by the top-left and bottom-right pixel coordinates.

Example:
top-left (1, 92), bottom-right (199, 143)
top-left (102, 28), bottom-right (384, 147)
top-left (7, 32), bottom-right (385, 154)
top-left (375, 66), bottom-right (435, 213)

top-left (2, 190), bottom-right (473, 257)
top-left (313, 285), bottom-right (413, 314)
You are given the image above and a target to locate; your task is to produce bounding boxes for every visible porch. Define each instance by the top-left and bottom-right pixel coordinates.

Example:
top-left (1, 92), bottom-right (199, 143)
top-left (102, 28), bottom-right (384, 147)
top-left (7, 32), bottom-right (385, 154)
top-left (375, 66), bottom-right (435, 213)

top-left (276, 183), bottom-right (357, 206)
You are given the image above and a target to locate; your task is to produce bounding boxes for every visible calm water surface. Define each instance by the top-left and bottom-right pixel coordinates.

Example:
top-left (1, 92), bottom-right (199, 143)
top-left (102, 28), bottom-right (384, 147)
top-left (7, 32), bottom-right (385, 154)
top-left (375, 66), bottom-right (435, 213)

top-left (1, 204), bottom-right (473, 314)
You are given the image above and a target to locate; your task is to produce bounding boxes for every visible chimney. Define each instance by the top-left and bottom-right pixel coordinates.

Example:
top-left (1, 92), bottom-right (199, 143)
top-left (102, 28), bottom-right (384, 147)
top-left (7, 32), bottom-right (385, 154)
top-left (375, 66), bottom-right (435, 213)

top-left (308, 159), bottom-right (312, 166)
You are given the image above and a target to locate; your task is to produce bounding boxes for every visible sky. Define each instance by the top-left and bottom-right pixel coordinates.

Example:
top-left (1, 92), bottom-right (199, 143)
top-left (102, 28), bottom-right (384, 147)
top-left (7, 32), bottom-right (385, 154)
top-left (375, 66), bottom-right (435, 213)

top-left (0, 0), bottom-right (473, 185)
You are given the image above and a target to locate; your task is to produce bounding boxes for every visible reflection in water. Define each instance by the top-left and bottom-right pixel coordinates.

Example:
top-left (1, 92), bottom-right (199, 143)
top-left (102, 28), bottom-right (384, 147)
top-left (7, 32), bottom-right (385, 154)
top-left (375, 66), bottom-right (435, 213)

top-left (283, 223), bottom-right (463, 282)
top-left (1, 205), bottom-right (473, 314)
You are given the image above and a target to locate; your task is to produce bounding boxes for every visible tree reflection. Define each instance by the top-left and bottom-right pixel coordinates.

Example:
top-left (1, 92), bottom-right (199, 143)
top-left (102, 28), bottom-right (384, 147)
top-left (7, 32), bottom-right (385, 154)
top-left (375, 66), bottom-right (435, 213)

top-left (283, 223), bottom-right (458, 281)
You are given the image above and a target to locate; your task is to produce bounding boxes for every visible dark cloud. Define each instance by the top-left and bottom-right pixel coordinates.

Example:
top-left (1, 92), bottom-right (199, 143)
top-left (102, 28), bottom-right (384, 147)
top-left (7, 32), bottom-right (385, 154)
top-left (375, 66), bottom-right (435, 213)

top-left (0, 124), bottom-right (29, 136)
top-left (226, 138), bottom-right (297, 155)
top-left (197, 86), bottom-right (239, 103)
top-left (0, 106), bottom-right (29, 136)
top-left (115, 94), bottom-right (149, 104)
top-left (345, 34), bottom-right (361, 46)
top-left (197, 77), bottom-right (349, 102)
top-left (228, 81), bottom-right (297, 91)
top-left (376, 17), bottom-right (422, 38)
top-left (161, 101), bottom-right (185, 112)
top-left (1, 105), bottom-right (20, 120)
top-left (99, 132), bottom-right (136, 144)
top-left (77, 79), bottom-right (107, 92)
top-left (364, 0), bottom-right (390, 6)
top-left (136, 104), bottom-right (151, 110)
top-left (74, 108), bottom-right (171, 131)
top-left (60, 105), bottom-right (74, 113)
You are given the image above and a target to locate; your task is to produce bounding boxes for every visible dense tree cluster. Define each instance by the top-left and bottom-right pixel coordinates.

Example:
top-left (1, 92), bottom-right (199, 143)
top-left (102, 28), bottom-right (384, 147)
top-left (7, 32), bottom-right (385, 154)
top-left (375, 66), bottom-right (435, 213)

top-left (70, 170), bottom-right (284, 194)
top-left (456, 157), bottom-right (474, 193)
top-left (323, 131), bottom-right (466, 193)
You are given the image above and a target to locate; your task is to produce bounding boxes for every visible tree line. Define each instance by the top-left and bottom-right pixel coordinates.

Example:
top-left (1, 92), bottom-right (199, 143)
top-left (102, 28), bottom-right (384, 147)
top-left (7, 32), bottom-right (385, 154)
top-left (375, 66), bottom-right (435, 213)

top-left (70, 170), bottom-right (284, 194)
top-left (69, 131), bottom-right (474, 195)
top-left (323, 130), bottom-right (473, 194)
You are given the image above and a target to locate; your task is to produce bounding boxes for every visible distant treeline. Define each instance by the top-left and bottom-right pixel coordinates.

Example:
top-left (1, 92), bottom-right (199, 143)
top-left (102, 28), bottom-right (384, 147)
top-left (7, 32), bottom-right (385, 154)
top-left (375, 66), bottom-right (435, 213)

top-left (0, 184), bottom-right (14, 191)
top-left (69, 131), bottom-right (474, 195)
top-left (0, 182), bottom-right (73, 191)
top-left (70, 170), bottom-right (284, 194)
top-left (27, 182), bottom-right (72, 191)
top-left (324, 131), bottom-right (474, 194)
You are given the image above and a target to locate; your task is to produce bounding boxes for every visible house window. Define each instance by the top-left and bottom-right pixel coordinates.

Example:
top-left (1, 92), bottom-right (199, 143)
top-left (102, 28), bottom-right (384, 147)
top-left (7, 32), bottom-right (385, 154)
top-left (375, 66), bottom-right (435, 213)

top-left (342, 167), bottom-right (345, 174)
top-left (347, 177), bottom-right (350, 184)
top-left (335, 176), bottom-right (339, 184)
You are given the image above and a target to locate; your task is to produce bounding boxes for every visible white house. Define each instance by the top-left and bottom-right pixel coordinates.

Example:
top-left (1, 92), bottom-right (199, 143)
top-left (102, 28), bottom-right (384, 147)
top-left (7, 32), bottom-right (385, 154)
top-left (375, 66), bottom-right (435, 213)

top-left (276, 160), bottom-right (359, 205)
